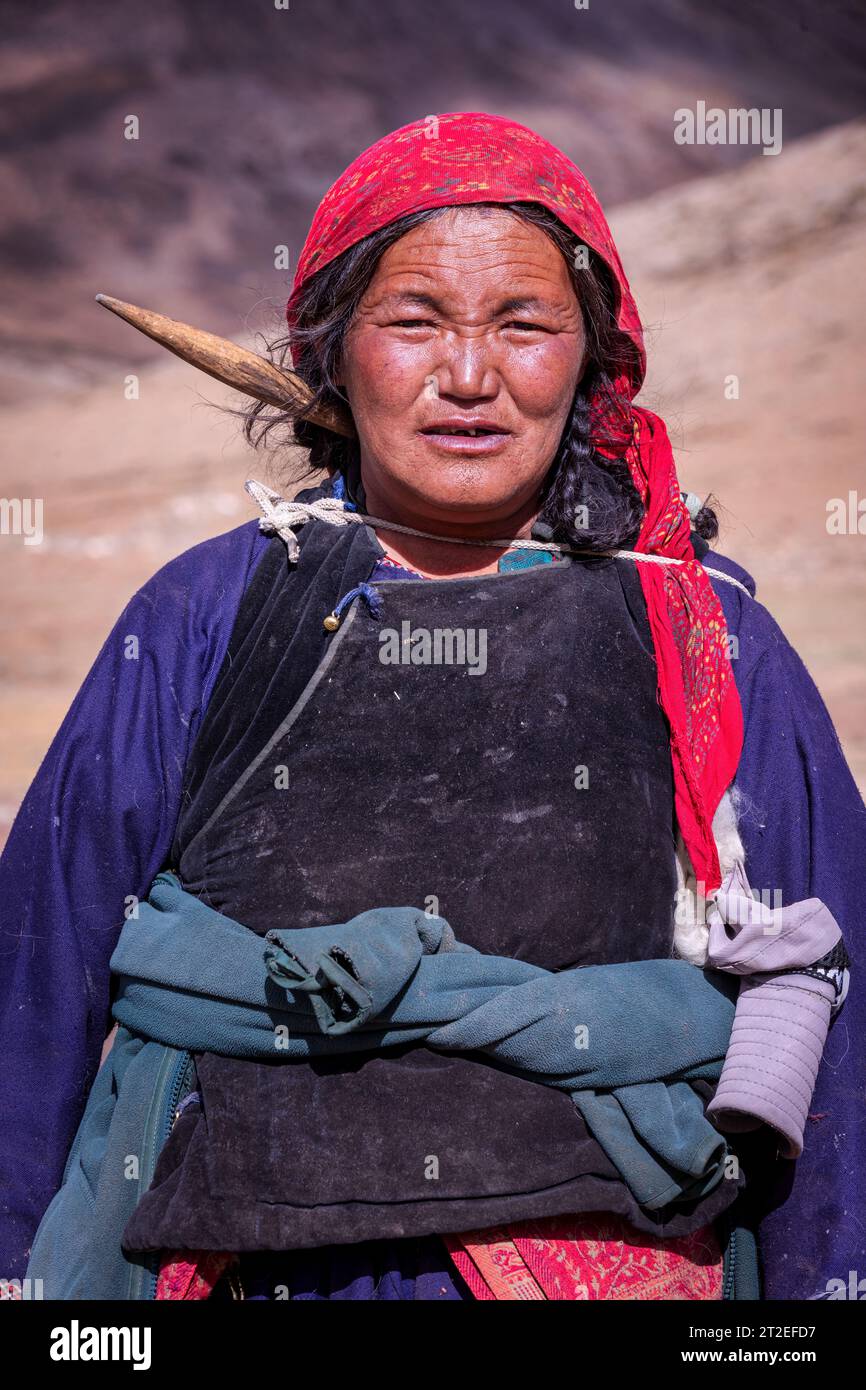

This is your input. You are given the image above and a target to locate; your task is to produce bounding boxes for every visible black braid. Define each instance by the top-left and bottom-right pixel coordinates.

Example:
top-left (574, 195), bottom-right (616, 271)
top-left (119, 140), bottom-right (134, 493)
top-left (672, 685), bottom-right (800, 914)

top-left (539, 387), bottom-right (645, 552)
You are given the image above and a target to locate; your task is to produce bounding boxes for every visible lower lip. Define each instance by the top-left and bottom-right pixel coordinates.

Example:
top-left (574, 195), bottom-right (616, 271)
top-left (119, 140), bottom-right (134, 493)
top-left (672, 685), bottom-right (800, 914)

top-left (418, 431), bottom-right (511, 454)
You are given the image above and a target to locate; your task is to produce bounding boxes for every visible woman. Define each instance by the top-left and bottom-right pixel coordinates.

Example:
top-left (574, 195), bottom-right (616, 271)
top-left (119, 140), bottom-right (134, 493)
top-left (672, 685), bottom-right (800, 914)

top-left (3, 112), bottom-right (863, 1302)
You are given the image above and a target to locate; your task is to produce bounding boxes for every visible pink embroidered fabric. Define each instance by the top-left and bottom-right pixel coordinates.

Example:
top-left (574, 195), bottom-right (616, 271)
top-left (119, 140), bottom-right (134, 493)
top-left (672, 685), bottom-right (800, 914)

top-left (443, 1215), bottom-right (723, 1301)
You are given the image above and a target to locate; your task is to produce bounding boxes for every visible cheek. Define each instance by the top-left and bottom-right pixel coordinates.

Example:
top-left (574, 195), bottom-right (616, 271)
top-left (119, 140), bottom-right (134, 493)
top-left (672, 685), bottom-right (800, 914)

top-left (343, 332), bottom-right (428, 423)
top-left (505, 340), bottom-right (582, 422)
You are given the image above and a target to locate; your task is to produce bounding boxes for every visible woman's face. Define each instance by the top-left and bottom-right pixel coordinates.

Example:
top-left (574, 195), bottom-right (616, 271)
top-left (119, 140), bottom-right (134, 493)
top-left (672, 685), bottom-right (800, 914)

top-left (339, 206), bottom-right (587, 532)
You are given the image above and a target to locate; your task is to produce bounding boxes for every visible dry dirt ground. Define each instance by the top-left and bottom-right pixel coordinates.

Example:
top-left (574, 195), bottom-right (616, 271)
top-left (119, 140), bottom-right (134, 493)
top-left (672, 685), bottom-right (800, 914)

top-left (1, 119), bottom-right (864, 843)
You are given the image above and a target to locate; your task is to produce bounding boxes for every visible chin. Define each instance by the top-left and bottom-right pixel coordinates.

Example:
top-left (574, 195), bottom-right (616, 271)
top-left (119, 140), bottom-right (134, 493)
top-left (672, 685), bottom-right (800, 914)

top-left (403, 461), bottom-right (526, 510)
top-left (407, 481), bottom-right (518, 520)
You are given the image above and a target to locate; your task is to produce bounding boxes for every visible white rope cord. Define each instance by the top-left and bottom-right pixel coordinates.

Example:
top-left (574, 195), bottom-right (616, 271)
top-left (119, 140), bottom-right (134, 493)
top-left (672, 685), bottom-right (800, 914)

top-left (245, 478), bottom-right (753, 597)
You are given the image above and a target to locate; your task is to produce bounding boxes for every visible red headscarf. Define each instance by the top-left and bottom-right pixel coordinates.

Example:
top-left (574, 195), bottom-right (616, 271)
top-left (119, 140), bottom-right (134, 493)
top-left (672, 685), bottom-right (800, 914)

top-left (287, 111), bottom-right (743, 891)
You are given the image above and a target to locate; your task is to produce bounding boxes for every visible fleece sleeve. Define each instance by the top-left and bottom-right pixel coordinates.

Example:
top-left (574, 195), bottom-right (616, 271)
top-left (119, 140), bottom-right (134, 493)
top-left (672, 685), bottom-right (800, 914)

top-left (0, 521), bottom-right (267, 1280)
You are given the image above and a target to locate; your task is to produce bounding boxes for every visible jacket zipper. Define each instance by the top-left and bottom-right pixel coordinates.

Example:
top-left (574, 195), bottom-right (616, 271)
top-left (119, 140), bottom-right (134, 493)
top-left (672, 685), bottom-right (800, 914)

top-left (167, 1052), bottom-right (196, 1132)
top-left (128, 1046), bottom-right (195, 1301)
top-left (722, 1227), bottom-right (737, 1300)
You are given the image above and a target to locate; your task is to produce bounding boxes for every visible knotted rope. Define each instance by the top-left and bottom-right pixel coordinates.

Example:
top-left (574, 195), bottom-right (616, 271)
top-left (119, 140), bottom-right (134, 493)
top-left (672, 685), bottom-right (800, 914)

top-left (244, 479), bottom-right (752, 596)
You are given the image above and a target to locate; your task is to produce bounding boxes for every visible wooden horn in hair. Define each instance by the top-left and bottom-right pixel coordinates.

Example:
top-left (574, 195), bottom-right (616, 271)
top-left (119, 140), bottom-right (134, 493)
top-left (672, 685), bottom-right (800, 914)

top-left (95, 294), bottom-right (355, 438)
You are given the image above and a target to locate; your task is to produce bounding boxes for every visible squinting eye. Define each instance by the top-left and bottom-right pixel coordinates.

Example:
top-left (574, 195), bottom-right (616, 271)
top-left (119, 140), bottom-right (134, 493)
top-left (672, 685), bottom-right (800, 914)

top-left (392, 319), bottom-right (434, 329)
top-left (507, 320), bottom-right (546, 332)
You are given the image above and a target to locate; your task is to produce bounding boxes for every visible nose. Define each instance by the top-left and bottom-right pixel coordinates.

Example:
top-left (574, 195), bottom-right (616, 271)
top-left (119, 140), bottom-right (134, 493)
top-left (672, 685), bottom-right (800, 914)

top-left (433, 333), bottom-right (500, 403)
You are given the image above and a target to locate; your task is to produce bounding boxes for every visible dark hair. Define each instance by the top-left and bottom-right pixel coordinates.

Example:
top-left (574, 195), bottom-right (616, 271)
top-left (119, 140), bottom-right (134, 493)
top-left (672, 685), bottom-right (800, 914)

top-left (242, 202), bottom-right (719, 549)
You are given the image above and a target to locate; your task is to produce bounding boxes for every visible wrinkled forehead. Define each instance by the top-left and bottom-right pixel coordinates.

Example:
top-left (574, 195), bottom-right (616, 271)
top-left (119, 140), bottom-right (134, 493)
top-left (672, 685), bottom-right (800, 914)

top-left (356, 205), bottom-right (581, 308)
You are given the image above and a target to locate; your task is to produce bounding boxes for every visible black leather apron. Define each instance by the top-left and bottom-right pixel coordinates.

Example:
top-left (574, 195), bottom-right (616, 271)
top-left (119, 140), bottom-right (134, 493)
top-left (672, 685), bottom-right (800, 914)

top-left (123, 521), bottom-right (739, 1253)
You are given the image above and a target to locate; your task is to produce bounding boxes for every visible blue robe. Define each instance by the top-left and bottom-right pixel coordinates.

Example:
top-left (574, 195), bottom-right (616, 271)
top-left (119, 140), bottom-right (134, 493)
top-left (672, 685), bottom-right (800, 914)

top-left (1, 519), bottom-right (864, 1299)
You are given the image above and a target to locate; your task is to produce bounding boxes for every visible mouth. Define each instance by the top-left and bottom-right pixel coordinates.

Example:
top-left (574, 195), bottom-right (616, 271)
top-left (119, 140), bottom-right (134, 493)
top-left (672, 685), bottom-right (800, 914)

top-left (418, 422), bottom-right (512, 453)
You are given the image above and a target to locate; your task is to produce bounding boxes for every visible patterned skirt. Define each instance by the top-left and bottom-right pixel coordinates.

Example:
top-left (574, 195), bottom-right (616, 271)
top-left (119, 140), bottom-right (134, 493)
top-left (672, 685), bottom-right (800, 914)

top-left (156, 1215), bottom-right (723, 1301)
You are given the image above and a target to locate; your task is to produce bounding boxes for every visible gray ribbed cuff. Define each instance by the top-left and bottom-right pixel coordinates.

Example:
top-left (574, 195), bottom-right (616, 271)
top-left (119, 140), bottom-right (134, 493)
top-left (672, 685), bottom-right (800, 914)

top-left (706, 973), bottom-right (836, 1159)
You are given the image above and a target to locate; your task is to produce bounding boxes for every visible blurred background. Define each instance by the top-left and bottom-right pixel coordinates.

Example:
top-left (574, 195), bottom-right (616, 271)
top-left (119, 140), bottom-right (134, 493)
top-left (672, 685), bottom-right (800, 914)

top-left (1, 0), bottom-right (865, 843)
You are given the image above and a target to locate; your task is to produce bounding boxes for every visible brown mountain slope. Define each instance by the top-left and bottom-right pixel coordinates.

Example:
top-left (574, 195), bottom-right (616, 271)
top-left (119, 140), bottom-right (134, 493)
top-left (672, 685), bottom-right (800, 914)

top-left (1, 0), bottom-right (864, 396)
top-left (611, 117), bottom-right (866, 781)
